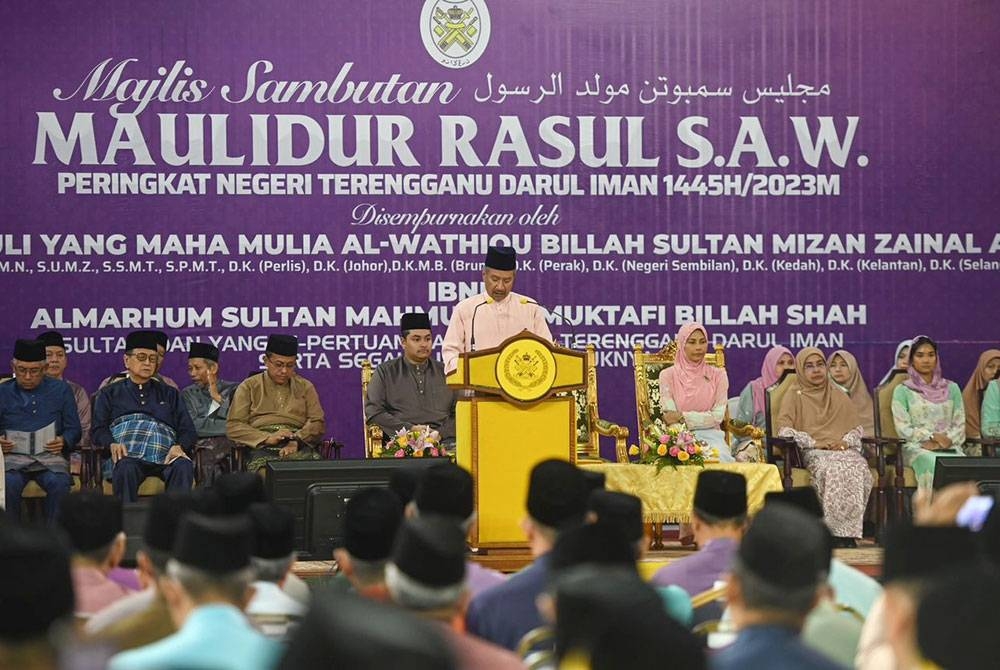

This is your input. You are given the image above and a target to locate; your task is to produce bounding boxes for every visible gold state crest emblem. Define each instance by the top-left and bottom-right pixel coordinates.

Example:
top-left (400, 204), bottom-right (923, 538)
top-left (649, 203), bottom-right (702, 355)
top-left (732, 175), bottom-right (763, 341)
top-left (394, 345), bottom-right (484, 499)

top-left (496, 339), bottom-right (557, 402)
top-left (420, 0), bottom-right (491, 69)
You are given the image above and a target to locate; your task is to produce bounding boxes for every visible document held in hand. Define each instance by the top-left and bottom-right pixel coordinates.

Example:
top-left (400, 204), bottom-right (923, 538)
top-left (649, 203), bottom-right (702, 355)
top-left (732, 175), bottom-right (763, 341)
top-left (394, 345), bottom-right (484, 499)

top-left (7, 422), bottom-right (56, 456)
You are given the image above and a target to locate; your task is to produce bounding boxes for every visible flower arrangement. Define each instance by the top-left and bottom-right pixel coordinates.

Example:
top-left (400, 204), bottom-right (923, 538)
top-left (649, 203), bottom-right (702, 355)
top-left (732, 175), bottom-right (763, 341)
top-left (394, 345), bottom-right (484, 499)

top-left (627, 420), bottom-right (713, 472)
top-left (375, 425), bottom-right (444, 458)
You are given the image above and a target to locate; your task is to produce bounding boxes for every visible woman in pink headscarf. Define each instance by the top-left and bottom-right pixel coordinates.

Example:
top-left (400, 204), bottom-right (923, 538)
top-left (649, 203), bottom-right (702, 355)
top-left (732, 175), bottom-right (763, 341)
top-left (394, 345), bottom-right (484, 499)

top-left (658, 322), bottom-right (733, 463)
top-left (735, 346), bottom-right (796, 429)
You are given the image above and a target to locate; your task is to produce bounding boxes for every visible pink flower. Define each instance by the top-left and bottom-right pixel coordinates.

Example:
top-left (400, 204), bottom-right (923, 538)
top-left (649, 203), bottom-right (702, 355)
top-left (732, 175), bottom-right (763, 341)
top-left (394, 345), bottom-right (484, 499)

top-left (429, 447), bottom-right (439, 457)
top-left (669, 446), bottom-right (680, 457)
top-left (659, 434), bottom-right (669, 444)
top-left (394, 449), bottom-right (405, 458)
top-left (686, 445), bottom-right (697, 454)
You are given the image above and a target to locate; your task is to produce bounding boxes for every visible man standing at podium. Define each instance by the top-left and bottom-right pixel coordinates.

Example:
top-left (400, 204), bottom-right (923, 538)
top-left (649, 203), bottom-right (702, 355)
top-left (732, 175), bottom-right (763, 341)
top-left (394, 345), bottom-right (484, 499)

top-left (442, 246), bottom-right (553, 373)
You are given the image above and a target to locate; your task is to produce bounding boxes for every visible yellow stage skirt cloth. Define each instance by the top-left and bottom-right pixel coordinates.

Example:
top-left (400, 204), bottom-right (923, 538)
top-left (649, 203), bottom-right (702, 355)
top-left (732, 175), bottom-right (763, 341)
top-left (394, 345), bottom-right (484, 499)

top-left (579, 462), bottom-right (784, 524)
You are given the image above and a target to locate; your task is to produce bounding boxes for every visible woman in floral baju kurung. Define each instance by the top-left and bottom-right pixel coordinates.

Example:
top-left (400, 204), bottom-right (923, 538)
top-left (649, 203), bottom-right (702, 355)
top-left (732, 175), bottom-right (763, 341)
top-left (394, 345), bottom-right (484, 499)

top-left (777, 347), bottom-right (873, 545)
top-left (891, 335), bottom-right (965, 494)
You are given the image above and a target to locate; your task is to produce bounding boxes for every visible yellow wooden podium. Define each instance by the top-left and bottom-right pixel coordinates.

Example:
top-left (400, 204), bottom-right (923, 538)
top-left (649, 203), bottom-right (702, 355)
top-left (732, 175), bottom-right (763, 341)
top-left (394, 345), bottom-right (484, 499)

top-left (448, 332), bottom-right (587, 549)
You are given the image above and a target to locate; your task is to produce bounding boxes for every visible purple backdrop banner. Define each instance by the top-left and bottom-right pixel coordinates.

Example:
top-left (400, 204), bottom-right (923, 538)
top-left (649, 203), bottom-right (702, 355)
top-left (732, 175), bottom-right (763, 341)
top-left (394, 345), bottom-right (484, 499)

top-left (3, 0), bottom-right (998, 457)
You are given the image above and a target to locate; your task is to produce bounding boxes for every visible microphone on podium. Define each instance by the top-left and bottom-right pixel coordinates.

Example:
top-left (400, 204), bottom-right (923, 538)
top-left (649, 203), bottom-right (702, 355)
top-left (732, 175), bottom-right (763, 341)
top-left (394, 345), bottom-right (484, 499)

top-left (520, 298), bottom-right (579, 326)
top-left (469, 296), bottom-right (494, 351)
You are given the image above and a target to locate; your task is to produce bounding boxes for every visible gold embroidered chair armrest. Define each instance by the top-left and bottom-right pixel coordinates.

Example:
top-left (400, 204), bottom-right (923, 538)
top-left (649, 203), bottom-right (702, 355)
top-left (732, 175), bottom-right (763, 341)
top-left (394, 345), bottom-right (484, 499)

top-left (591, 405), bottom-right (629, 463)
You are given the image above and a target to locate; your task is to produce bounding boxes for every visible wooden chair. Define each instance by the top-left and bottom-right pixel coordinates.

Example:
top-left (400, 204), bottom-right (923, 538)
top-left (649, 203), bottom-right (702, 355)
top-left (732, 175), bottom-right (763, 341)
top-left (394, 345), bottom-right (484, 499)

top-left (870, 368), bottom-right (914, 519)
top-left (763, 370), bottom-right (812, 490)
top-left (574, 345), bottom-right (629, 463)
top-left (633, 342), bottom-right (763, 462)
top-left (516, 626), bottom-right (555, 670)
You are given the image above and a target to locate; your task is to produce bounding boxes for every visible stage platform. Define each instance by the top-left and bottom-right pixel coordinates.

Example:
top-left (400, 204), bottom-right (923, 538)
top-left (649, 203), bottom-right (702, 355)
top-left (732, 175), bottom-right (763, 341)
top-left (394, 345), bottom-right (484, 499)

top-left (293, 541), bottom-right (883, 582)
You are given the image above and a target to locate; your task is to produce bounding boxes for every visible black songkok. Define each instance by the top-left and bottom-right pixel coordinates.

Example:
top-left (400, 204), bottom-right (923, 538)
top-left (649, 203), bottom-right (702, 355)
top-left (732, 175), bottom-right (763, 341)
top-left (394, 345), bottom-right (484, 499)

top-left (173, 513), bottom-right (252, 574)
top-left (37, 331), bottom-right (66, 349)
top-left (587, 490), bottom-right (644, 544)
top-left (0, 525), bottom-right (75, 642)
top-left (484, 246), bottom-right (516, 271)
top-left (693, 470), bottom-right (747, 520)
top-left (249, 503), bottom-right (296, 559)
top-left (143, 491), bottom-right (202, 554)
top-left (389, 468), bottom-right (422, 506)
top-left (189, 342), bottom-right (220, 362)
top-left (917, 568), bottom-right (1000, 670)
top-left (526, 459), bottom-right (589, 529)
top-left (278, 593), bottom-right (457, 670)
top-left (58, 492), bottom-right (122, 553)
top-left (581, 469), bottom-right (606, 493)
top-left (213, 472), bottom-right (267, 516)
top-left (125, 330), bottom-right (159, 352)
top-left (400, 312), bottom-right (432, 333)
top-left (266, 334), bottom-right (298, 356)
top-left (550, 522), bottom-right (638, 574)
top-left (147, 330), bottom-right (169, 349)
top-left (13, 338), bottom-right (46, 362)
top-left (555, 569), bottom-right (705, 670)
top-left (882, 523), bottom-right (978, 583)
top-left (764, 486), bottom-right (822, 519)
top-left (737, 503), bottom-right (828, 589)
top-left (414, 463), bottom-right (474, 521)
top-left (390, 517), bottom-right (467, 588)
top-left (343, 488), bottom-right (404, 561)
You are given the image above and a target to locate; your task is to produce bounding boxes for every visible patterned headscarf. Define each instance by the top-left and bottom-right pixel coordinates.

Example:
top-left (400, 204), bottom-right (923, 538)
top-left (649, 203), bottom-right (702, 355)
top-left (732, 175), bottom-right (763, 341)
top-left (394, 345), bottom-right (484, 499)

top-left (828, 349), bottom-right (875, 437)
top-left (903, 336), bottom-right (952, 404)
top-left (749, 346), bottom-right (794, 417)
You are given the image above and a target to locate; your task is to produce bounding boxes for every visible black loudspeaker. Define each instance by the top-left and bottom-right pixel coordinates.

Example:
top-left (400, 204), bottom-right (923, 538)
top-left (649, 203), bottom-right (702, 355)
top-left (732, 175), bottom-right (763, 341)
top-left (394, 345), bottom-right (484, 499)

top-left (121, 500), bottom-right (151, 565)
top-left (264, 459), bottom-right (445, 560)
top-left (304, 484), bottom-right (352, 560)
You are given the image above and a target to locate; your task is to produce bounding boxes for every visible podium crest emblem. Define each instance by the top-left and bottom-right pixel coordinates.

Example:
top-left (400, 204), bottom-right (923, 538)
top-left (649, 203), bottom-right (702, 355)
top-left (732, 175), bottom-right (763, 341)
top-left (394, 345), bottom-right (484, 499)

top-left (496, 338), bottom-right (557, 402)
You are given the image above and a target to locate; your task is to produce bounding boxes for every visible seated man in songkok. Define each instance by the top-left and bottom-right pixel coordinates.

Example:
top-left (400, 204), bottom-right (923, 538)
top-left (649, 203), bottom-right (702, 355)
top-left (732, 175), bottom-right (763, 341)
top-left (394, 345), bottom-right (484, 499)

top-left (108, 514), bottom-right (280, 670)
top-left (278, 591), bottom-right (458, 670)
top-left (245, 503), bottom-right (307, 640)
top-left (57, 491), bottom-right (131, 617)
top-left (651, 470), bottom-right (747, 595)
top-left (91, 331), bottom-right (196, 502)
top-left (406, 463), bottom-right (505, 597)
top-left (332, 487), bottom-right (404, 601)
top-left (0, 524), bottom-right (78, 669)
top-left (386, 517), bottom-right (525, 670)
top-left (916, 567), bottom-right (1000, 669)
top-left (101, 330), bottom-right (179, 389)
top-left (586, 489), bottom-right (647, 560)
top-left (366, 311), bottom-right (456, 448)
top-left (712, 504), bottom-right (842, 670)
top-left (1, 338), bottom-right (81, 522)
top-left (85, 491), bottom-right (208, 650)
top-left (553, 567), bottom-right (706, 670)
top-left (442, 245), bottom-right (553, 372)
top-left (465, 459), bottom-right (590, 651)
top-left (857, 524), bottom-right (979, 670)
top-left (38, 330), bottom-right (92, 449)
top-left (226, 334), bottom-right (325, 472)
top-left (181, 342), bottom-right (238, 485)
